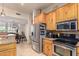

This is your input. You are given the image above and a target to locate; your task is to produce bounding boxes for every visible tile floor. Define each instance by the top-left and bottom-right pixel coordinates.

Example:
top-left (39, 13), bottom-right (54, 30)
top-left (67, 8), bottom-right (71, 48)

top-left (16, 41), bottom-right (45, 56)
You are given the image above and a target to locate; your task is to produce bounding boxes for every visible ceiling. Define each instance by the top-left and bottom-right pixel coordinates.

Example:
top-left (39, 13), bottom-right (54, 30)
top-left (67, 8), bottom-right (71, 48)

top-left (0, 3), bottom-right (53, 14)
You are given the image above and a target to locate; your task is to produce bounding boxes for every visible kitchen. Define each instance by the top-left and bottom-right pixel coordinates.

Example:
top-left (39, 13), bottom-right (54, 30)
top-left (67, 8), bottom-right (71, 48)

top-left (31, 3), bottom-right (79, 56)
top-left (0, 3), bottom-right (79, 56)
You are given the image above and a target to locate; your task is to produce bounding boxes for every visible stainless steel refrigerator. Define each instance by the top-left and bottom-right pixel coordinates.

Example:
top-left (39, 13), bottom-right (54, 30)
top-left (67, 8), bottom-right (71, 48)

top-left (31, 23), bottom-right (46, 53)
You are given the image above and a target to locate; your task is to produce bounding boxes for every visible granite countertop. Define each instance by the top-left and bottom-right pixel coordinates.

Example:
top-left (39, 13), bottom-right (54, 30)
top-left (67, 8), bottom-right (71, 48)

top-left (0, 39), bottom-right (16, 45)
top-left (0, 34), bottom-right (16, 44)
top-left (7, 34), bottom-right (16, 37)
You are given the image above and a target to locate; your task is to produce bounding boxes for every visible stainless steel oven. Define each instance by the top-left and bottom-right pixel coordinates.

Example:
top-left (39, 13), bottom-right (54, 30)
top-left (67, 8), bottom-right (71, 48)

top-left (54, 44), bottom-right (76, 56)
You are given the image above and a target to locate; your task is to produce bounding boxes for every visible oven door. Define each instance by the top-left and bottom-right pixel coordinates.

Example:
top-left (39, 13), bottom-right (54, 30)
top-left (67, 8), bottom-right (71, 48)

top-left (54, 44), bottom-right (73, 56)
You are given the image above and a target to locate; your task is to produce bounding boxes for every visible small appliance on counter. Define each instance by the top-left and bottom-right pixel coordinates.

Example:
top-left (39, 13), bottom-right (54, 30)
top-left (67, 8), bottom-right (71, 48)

top-left (46, 30), bottom-right (59, 38)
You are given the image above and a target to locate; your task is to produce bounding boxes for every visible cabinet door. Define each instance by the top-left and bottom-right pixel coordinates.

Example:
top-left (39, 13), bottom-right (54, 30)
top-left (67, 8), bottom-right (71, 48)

top-left (46, 13), bottom-right (51, 30)
top-left (76, 47), bottom-right (79, 56)
top-left (56, 7), bottom-right (64, 22)
top-left (39, 13), bottom-right (46, 23)
top-left (0, 43), bottom-right (16, 51)
top-left (34, 13), bottom-right (46, 24)
top-left (46, 12), bottom-right (56, 30)
top-left (52, 12), bottom-right (56, 30)
top-left (63, 4), bottom-right (77, 20)
top-left (0, 49), bottom-right (16, 56)
top-left (43, 39), bottom-right (53, 56)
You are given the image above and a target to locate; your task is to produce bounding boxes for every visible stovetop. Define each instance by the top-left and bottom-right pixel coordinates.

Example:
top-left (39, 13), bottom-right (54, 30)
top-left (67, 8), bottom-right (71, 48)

top-left (54, 38), bottom-right (78, 47)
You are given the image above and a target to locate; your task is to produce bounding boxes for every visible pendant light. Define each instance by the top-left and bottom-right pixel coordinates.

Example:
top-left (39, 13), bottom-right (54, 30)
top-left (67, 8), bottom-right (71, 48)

top-left (1, 3), bottom-right (6, 16)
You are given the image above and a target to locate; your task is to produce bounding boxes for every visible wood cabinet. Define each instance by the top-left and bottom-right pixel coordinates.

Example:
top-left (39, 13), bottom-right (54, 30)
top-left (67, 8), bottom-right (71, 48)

top-left (0, 43), bottom-right (16, 56)
top-left (0, 48), bottom-right (16, 56)
top-left (56, 7), bottom-right (64, 22)
top-left (39, 13), bottom-right (46, 23)
top-left (46, 11), bottom-right (56, 30)
top-left (56, 3), bottom-right (77, 23)
top-left (63, 3), bottom-right (77, 20)
top-left (34, 12), bottom-right (46, 24)
top-left (43, 38), bottom-right (54, 56)
top-left (76, 47), bottom-right (79, 56)
top-left (46, 12), bottom-right (52, 30)
top-left (76, 42), bottom-right (79, 56)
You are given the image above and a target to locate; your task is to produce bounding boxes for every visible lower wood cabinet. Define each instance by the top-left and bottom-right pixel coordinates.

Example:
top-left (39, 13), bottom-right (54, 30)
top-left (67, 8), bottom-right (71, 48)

top-left (76, 46), bottom-right (79, 56)
top-left (0, 43), bottom-right (16, 56)
top-left (0, 48), bottom-right (16, 56)
top-left (43, 38), bottom-right (54, 56)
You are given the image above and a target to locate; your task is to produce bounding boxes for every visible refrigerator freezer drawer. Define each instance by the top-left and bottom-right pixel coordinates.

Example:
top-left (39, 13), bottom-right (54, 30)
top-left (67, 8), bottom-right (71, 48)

top-left (32, 41), bottom-right (40, 53)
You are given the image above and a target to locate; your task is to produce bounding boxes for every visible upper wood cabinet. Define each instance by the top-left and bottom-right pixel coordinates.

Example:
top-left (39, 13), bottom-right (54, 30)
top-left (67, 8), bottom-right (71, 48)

top-left (34, 12), bottom-right (46, 24)
top-left (46, 12), bottom-right (52, 30)
top-left (56, 7), bottom-right (64, 22)
top-left (46, 11), bottom-right (56, 30)
top-left (39, 13), bottom-right (46, 23)
top-left (56, 3), bottom-right (78, 22)
top-left (63, 3), bottom-right (77, 20)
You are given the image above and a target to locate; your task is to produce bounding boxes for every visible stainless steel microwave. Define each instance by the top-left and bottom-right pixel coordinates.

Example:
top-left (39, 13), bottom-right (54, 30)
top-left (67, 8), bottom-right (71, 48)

top-left (56, 20), bottom-right (77, 31)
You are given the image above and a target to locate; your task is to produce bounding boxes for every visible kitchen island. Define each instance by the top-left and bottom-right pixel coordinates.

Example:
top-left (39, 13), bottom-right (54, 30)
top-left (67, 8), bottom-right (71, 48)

top-left (0, 33), bottom-right (16, 56)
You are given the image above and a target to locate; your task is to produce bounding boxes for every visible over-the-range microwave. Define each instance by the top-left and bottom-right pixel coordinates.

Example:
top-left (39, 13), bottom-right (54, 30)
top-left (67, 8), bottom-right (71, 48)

top-left (56, 19), bottom-right (77, 31)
